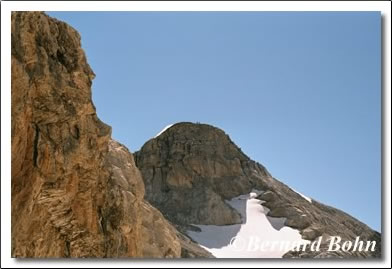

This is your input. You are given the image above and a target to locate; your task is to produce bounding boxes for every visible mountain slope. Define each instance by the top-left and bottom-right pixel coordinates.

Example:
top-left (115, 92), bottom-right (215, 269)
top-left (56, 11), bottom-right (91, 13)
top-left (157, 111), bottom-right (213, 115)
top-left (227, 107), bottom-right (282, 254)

top-left (134, 122), bottom-right (381, 258)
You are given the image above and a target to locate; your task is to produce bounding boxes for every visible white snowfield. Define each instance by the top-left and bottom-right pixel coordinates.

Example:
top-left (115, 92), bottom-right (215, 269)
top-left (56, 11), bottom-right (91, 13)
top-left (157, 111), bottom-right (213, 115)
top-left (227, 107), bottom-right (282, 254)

top-left (292, 188), bottom-right (312, 203)
top-left (187, 190), bottom-right (309, 258)
top-left (154, 124), bottom-right (174, 138)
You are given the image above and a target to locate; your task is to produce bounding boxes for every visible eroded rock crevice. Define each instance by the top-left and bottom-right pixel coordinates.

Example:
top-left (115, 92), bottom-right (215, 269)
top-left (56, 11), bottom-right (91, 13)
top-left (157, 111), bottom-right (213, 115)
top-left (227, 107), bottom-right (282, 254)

top-left (33, 123), bottom-right (40, 167)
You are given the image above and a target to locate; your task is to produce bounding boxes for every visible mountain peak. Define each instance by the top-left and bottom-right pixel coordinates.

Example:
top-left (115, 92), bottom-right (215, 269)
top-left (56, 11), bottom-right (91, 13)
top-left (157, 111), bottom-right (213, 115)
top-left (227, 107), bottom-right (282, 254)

top-left (154, 122), bottom-right (228, 139)
top-left (135, 122), bottom-right (381, 258)
top-left (135, 122), bottom-right (272, 226)
top-left (150, 121), bottom-right (249, 164)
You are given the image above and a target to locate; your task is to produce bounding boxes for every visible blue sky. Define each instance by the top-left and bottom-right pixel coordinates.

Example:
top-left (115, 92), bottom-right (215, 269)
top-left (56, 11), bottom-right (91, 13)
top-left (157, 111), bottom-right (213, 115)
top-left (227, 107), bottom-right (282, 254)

top-left (48, 12), bottom-right (381, 231)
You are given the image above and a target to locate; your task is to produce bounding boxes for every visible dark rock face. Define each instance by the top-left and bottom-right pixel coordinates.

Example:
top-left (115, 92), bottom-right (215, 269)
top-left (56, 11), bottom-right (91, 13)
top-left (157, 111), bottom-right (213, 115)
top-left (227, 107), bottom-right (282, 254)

top-left (134, 122), bottom-right (271, 225)
top-left (135, 122), bottom-right (381, 258)
top-left (11, 12), bottom-right (204, 258)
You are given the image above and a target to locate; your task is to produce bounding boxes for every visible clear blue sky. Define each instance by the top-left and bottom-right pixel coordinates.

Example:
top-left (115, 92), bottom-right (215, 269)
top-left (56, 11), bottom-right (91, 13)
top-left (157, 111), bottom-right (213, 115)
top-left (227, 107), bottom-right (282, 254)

top-left (47, 12), bottom-right (381, 231)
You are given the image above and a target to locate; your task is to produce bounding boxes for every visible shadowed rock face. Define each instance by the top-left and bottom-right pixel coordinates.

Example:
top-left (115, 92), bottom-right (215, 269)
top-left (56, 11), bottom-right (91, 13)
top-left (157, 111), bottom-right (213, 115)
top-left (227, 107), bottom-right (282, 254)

top-left (135, 122), bottom-right (381, 258)
top-left (11, 11), bottom-right (189, 258)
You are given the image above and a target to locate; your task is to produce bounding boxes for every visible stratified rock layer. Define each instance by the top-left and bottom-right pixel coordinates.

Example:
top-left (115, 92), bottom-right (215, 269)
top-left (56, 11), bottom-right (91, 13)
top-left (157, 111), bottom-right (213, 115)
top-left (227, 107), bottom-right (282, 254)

top-left (135, 122), bottom-right (381, 258)
top-left (11, 12), bottom-right (186, 258)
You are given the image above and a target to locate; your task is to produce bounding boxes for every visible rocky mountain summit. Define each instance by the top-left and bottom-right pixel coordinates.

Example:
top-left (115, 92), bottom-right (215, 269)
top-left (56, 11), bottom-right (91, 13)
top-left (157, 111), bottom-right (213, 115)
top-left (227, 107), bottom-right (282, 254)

top-left (135, 122), bottom-right (381, 258)
top-left (11, 11), bottom-right (380, 259)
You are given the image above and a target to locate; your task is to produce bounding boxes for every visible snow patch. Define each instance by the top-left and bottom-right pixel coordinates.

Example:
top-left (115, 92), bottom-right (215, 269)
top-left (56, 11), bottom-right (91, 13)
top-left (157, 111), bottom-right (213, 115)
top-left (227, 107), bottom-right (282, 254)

top-left (154, 124), bottom-right (174, 138)
top-left (186, 190), bottom-right (309, 258)
top-left (291, 188), bottom-right (312, 203)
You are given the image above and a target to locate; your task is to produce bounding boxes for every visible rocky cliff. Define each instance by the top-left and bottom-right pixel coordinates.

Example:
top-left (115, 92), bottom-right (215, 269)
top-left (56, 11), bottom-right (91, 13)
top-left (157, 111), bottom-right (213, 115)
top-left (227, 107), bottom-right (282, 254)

top-left (135, 122), bottom-right (381, 258)
top-left (11, 12), bottom-right (208, 258)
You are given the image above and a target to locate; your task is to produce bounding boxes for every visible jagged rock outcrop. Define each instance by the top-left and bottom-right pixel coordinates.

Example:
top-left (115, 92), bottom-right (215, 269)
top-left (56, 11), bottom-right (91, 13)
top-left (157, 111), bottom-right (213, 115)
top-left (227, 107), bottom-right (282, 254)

top-left (135, 122), bottom-right (381, 258)
top-left (11, 11), bottom-right (193, 258)
top-left (105, 140), bottom-right (183, 258)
